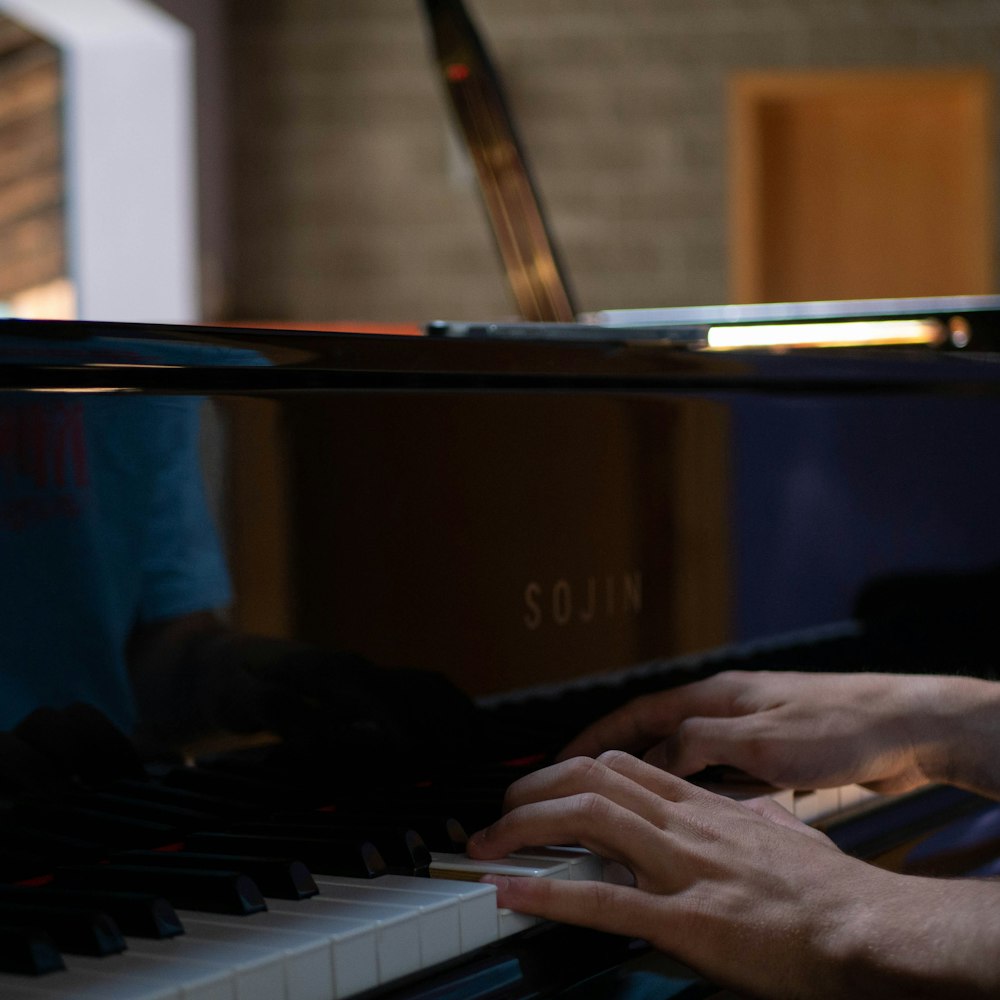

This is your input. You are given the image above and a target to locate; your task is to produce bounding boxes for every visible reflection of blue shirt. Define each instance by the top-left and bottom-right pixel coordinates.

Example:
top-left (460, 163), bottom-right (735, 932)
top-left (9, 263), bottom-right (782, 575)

top-left (0, 393), bottom-right (232, 733)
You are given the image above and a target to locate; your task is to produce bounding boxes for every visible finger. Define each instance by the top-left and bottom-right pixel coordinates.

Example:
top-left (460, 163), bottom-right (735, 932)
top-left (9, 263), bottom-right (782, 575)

top-left (557, 674), bottom-right (749, 761)
top-left (468, 793), bottom-right (668, 877)
top-left (594, 748), bottom-right (714, 804)
top-left (502, 755), bottom-right (684, 824)
top-left (481, 873), bottom-right (672, 943)
top-left (642, 713), bottom-right (781, 780)
top-left (596, 752), bottom-right (836, 849)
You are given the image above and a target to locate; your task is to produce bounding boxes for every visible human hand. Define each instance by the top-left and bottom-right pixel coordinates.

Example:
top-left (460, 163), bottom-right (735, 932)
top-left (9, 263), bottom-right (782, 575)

top-left (468, 752), bottom-right (867, 997)
top-left (130, 615), bottom-right (483, 767)
top-left (558, 670), bottom-right (989, 794)
top-left (468, 752), bottom-right (1000, 999)
top-left (210, 643), bottom-right (483, 767)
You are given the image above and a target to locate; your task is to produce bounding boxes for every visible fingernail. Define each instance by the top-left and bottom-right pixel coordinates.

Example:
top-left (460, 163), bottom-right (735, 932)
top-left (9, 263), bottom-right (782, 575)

top-left (480, 874), bottom-right (510, 892)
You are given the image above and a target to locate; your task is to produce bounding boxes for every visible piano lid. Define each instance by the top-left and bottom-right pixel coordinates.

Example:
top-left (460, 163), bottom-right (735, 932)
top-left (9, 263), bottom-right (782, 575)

top-left (420, 0), bottom-right (577, 323)
top-left (2, 316), bottom-right (1000, 396)
top-left (2, 314), bottom-right (1000, 705)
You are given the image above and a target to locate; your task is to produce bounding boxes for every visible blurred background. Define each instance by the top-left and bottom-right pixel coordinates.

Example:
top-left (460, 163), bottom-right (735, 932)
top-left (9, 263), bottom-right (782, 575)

top-left (2, 0), bottom-right (999, 691)
top-left (1, 0), bottom-right (997, 326)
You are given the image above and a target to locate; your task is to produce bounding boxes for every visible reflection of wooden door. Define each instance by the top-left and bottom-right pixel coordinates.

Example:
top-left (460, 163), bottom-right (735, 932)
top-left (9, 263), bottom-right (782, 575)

top-left (730, 71), bottom-right (994, 303)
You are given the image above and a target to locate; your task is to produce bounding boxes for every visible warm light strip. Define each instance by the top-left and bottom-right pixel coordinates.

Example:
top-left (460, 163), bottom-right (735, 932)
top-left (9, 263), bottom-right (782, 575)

top-left (705, 319), bottom-right (943, 351)
top-left (21, 387), bottom-right (130, 394)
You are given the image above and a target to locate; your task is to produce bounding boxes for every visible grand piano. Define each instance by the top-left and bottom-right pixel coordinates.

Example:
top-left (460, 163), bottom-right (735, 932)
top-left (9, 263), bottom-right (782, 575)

top-left (2, 311), bottom-right (1000, 998)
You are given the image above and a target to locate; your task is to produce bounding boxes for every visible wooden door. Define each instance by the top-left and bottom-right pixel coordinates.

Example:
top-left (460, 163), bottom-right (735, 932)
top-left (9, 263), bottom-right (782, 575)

top-left (730, 70), bottom-right (994, 303)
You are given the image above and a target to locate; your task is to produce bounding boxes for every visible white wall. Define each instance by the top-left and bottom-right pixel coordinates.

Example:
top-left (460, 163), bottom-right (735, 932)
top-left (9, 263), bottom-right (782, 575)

top-left (0, 0), bottom-right (198, 322)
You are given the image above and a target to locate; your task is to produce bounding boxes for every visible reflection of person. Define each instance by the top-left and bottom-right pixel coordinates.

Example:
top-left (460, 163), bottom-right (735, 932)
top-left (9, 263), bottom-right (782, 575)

top-left (469, 671), bottom-right (1000, 997)
top-left (0, 392), bottom-right (232, 736)
top-left (0, 385), bottom-right (473, 761)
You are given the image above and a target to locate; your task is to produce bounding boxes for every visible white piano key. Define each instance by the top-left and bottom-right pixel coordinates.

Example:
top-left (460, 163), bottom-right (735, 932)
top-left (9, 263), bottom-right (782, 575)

top-left (182, 906), bottom-right (378, 1000)
top-left (766, 788), bottom-right (796, 814)
top-left (125, 921), bottom-right (287, 1000)
top-left (429, 852), bottom-right (572, 938)
top-left (327, 874), bottom-right (500, 952)
top-left (0, 967), bottom-right (181, 1000)
top-left (429, 852), bottom-right (570, 882)
top-left (66, 952), bottom-right (233, 1000)
top-left (309, 877), bottom-right (462, 968)
top-left (792, 787), bottom-right (842, 824)
top-left (177, 916), bottom-right (332, 1000)
top-left (510, 846), bottom-right (604, 881)
top-left (497, 906), bottom-right (540, 936)
top-left (838, 784), bottom-right (881, 811)
top-left (264, 894), bottom-right (421, 986)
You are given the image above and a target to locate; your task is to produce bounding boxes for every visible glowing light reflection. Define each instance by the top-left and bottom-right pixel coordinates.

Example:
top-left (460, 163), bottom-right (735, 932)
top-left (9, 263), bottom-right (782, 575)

top-left (705, 319), bottom-right (943, 351)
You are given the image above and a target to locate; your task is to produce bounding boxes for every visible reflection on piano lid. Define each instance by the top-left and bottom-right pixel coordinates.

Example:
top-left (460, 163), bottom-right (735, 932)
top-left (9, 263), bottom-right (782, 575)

top-left (3, 311), bottom-right (1000, 388)
top-left (5, 314), bottom-right (1000, 694)
top-left (429, 295), bottom-right (1000, 352)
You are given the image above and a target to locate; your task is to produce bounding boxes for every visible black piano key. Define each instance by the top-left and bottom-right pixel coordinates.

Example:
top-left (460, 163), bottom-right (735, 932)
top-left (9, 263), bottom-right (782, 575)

top-left (394, 814), bottom-right (469, 853)
top-left (232, 821), bottom-right (431, 876)
top-left (275, 808), bottom-right (470, 852)
top-left (108, 778), bottom-right (256, 820)
top-left (195, 744), bottom-right (365, 799)
top-left (0, 824), bottom-right (108, 866)
top-left (0, 924), bottom-right (65, 976)
top-left (0, 852), bottom-right (53, 884)
top-left (0, 902), bottom-right (125, 957)
top-left (345, 826), bottom-right (431, 877)
top-left (372, 794), bottom-right (502, 832)
top-left (58, 791), bottom-right (219, 830)
top-left (13, 702), bottom-right (145, 783)
top-left (110, 850), bottom-right (318, 900)
top-left (54, 864), bottom-right (266, 916)
top-left (184, 831), bottom-right (387, 879)
top-left (0, 885), bottom-right (183, 940)
top-left (0, 733), bottom-right (67, 798)
top-left (10, 803), bottom-right (179, 850)
top-left (162, 766), bottom-right (302, 809)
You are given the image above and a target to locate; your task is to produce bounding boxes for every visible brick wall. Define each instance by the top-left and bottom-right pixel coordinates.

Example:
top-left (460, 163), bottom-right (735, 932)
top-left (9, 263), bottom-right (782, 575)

top-left (229, 0), bottom-right (1000, 324)
top-left (0, 15), bottom-right (63, 301)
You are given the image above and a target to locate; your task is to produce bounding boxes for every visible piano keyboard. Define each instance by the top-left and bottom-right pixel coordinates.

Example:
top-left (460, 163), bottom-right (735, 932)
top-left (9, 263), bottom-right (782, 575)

top-left (0, 846), bottom-right (632, 999)
top-left (0, 614), bottom-right (987, 1000)
top-left (0, 698), bottom-right (637, 1000)
top-left (0, 752), bottom-right (896, 1000)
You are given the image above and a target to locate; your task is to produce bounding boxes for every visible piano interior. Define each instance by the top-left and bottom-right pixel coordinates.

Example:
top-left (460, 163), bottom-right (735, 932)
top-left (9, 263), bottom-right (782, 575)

top-left (1, 318), bottom-right (1000, 998)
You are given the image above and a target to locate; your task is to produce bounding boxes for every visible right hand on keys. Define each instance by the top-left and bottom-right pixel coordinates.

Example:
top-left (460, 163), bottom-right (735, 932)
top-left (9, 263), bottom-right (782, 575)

top-left (558, 670), bottom-right (1000, 798)
top-left (469, 751), bottom-right (1000, 999)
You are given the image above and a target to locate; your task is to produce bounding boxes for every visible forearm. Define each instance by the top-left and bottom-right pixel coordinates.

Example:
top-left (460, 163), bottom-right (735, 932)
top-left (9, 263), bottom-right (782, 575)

top-left (908, 675), bottom-right (1000, 799)
top-left (826, 871), bottom-right (1000, 999)
top-left (651, 866), bottom-right (1000, 1000)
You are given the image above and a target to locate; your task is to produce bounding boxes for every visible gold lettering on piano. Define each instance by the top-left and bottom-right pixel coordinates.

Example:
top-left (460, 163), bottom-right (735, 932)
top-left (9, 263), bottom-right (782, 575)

top-left (522, 572), bottom-right (643, 629)
top-left (552, 579), bottom-right (572, 625)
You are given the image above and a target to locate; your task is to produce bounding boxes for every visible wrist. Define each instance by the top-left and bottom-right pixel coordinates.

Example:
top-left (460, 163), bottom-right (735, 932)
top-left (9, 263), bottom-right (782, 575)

top-left (907, 676), bottom-right (1000, 795)
top-left (829, 871), bottom-right (1000, 998)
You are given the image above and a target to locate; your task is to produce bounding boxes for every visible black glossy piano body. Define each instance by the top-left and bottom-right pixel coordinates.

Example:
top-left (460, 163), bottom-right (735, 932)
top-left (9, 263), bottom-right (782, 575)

top-left (2, 316), bottom-right (1000, 998)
